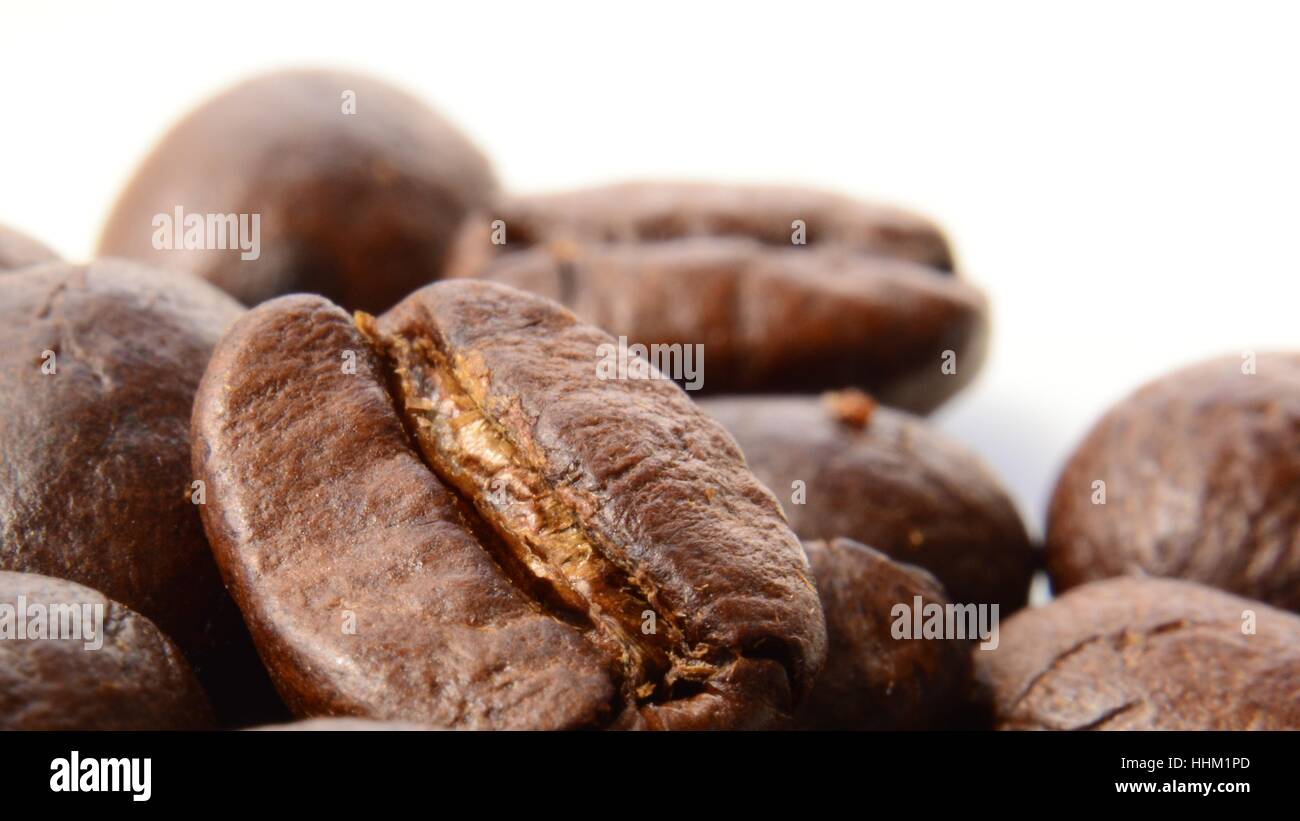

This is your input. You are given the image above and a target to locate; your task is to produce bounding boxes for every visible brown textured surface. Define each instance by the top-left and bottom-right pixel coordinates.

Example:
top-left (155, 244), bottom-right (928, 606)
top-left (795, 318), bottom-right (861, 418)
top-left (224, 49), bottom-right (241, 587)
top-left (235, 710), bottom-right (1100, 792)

top-left (446, 183), bottom-right (986, 410)
top-left (0, 260), bottom-right (283, 726)
top-left (251, 718), bottom-right (441, 731)
top-left (99, 69), bottom-right (498, 313)
top-left (193, 279), bottom-right (826, 729)
top-left (976, 576), bottom-right (1300, 730)
top-left (0, 224), bottom-right (58, 272)
top-left (700, 395), bottom-right (1034, 612)
top-left (448, 181), bottom-right (955, 273)
top-left (457, 240), bottom-right (987, 407)
top-left (795, 539), bottom-right (973, 730)
top-left (1047, 352), bottom-right (1300, 612)
top-left (0, 571), bottom-right (213, 730)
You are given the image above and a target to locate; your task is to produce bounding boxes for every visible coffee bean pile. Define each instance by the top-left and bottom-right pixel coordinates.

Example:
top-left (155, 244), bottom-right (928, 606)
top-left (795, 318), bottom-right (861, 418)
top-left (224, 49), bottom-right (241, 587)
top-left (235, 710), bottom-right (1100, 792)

top-left (2, 69), bottom-right (1295, 730)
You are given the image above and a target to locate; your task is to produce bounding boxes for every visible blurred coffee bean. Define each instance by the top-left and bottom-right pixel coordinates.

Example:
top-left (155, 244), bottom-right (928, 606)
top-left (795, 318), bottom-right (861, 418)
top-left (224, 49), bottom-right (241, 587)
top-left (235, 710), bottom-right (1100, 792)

top-left (796, 538), bottom-right (974, 730)
top-left (99, 69), bottom-right (498, 313)
top-left (1047, 352), bottom-right (1300, 612)
top-left (976, 576), bottom-right (1300, 730)
top-left (0, 570), bottom-right (213, 730)
top-left (251, 718), bottom-right (440, 731)
top-left (448, 183), bottom-right (986, 410)
top-left (701, 392), bottom-right (1034, 612)
top-left (0, 224), bottom-right (58, 272)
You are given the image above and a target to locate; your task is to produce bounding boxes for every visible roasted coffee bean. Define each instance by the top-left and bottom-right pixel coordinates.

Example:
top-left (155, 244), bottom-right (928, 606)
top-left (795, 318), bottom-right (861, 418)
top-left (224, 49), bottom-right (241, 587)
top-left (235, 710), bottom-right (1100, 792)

top-left (0, 260), bottom-right (283, 725)
top-left (795, 538), bottom-right (973, 730)
top-left (251, 718), bottom-right (439, 731)
top-left (0, 570), bottom-right (213, 730)
top-left (1047, 352), bottom-right (1300, 612)
top-left (976, 576), bottom-right (1300, 730)
top-left (0, 224), bottom-right (58, 272)
top-left (192, 279), bottom-right (827, 730)
top-left (99, 69), bottom-right (498, 313)
top-left (700, 392), bottom-right (1034, 612)
top-left (446, 183), bottom-right (987, 410)
top-left (448, 182), bottom-right (956, 273)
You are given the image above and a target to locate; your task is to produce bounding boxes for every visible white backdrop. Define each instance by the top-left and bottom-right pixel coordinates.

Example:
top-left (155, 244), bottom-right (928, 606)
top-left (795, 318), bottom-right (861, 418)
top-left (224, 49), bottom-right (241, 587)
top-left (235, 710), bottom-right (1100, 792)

top-left (3, 0), bottom-right (1297, 535)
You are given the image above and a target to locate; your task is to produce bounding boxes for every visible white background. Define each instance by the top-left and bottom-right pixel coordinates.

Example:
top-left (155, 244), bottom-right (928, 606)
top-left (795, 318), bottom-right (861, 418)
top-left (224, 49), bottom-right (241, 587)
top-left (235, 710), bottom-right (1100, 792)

top-left (3, 1), bottom-right (1297, 536)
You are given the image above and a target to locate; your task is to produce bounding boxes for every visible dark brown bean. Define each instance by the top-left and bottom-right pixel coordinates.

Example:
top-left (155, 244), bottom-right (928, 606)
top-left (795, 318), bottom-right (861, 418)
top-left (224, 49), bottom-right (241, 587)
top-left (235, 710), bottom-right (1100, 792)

top-left (0, 570), bottom-right (213, 730)
top-left (1047, 352), bottom-right (1300, 612)
top-left (795, 539), bottom-right (974, 730)
top-left (250, 718), bottom-right (440, 731)
top-left (447, 183), bottom-right (987, 410)
top-left (0, 260), bottom-right (283, 725)
top-left (975, 576), bottom-right (1300, 730)
top-left (700, 392), bottom-right (1035, 612)
top-left (447, 181), bottom-right (956, 274)
top-left (99, 69), bottom-right (498, 313)
top-left (192, 279), bottom-right (827, 729)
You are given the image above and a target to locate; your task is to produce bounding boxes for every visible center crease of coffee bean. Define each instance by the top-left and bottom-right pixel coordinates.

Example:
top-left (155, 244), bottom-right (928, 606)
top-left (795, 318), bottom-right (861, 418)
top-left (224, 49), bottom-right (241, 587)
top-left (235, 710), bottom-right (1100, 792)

top-left (355, 312), bottom-right (715, 704)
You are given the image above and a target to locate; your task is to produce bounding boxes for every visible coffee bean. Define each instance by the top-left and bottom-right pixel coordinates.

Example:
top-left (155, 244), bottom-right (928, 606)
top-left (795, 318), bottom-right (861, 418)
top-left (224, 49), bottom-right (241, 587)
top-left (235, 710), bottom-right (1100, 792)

top-left (0, 260), bottom-right (283, 725)
top-left (99, 69), bottom-right (498, 313)
top-left (446, 183), bottom-right (987, 410)
top-left (192, 279), bottom-right (827, 729)
top-left (795, 538), bottom-right (973, 730)
top-left (0, 570), bottom-right (213, 730)
top-left (700, 393), bottom-right (1034, 612)
top-left (1047, 352), bottom-right (1300, 612)
top-left (0, 224), bottom-right (58, 272)
top-left (449, 181), bottom-right (956, 273)
top-left (251, 718), bottom-right (440, 731)
top-left (976, 576), bottom-right (1300, 730)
